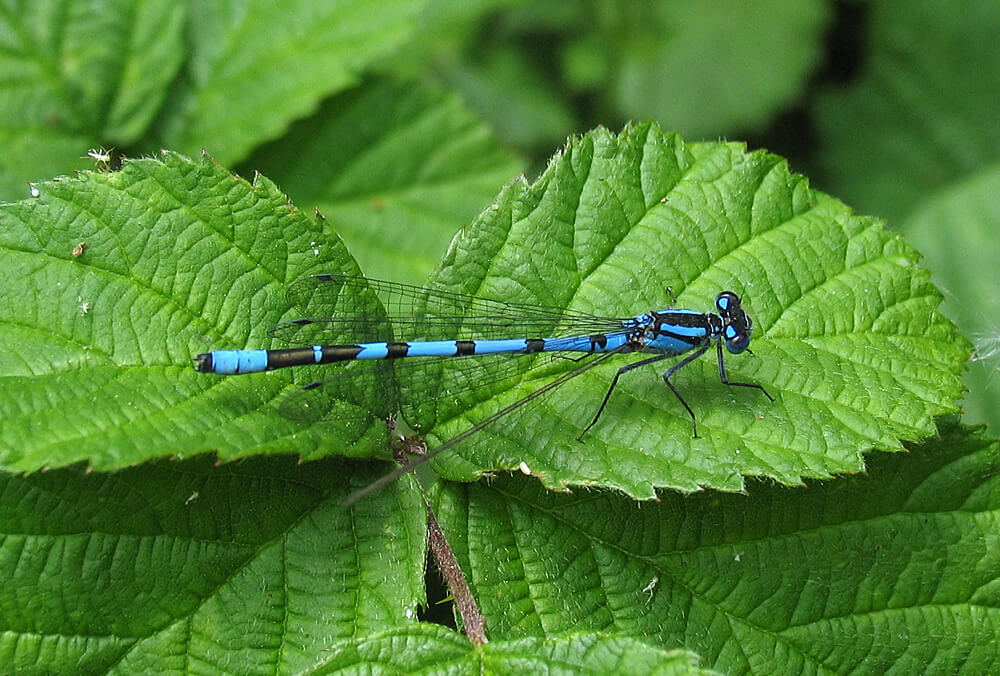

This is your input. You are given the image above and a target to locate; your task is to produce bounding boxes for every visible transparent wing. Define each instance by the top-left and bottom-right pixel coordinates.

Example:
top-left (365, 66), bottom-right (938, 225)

top-left (267, 274), bottom-right (633, 431)
top-left (275, 351), bottom-right (557, 425)
top-left (268, 274), bottom-right (629, 345)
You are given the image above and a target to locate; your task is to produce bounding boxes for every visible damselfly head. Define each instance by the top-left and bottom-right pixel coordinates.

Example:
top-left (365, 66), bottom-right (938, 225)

top-left (716, 291), bottom-right (753, 354)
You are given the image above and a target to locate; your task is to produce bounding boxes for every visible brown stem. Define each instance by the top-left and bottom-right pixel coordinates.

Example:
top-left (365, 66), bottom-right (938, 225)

top-left (425, 498), bottom-right (487, 645)
top-left (374, 428), bottom-right (487, 642)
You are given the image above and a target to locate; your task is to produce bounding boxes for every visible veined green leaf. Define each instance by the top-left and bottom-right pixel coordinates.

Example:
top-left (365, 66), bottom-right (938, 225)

top-left (435, 420), bottom-right (1000, 673)
top-left (158, 0), bottom-right (427, 166)
top-left (0, 0), bottom-right (185, 199)
top-left (419, 123), bottom-right (968, 497)
top-left (0, 125), bottom-right (969, 496)
top-left (0, 457), bottom-right (426, 674)
top-left (435, 45), bottom-right (579, 151)
top-left (245, 78), bottom-right (523, 285)
top-left (308, 626), bottom-right (713, 675)
top-left (816, 0), bottom-right (1000, 222)
top-left (901, 163), bottom-right (1000, 433)
top-left (0, 151), bottom-right (388, 471)
top-left (609, 0), bottom-right (829, 138)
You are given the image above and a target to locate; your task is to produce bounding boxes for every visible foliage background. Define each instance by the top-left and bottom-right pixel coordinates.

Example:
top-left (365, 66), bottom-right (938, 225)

top-left (1, 0), bottom-right (998, 673)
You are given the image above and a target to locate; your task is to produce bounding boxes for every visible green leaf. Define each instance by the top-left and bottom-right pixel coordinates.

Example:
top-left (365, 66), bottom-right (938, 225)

top-left (435, 420), bottom-right (1000, 673)
top-left (0, 456), bottom-right (426, 674)
top-left (900, 163), bottom-right (1000, 433)
top-left (418, 123), bottom-right (967, 497)
top-left (157, 0), bottom-right (427, 166)
top-left (245, 78), bottom-right (523, 285)
top-left (0, 151), bottom-right (386, 472)
top-left (388, 0), bottom-right (528, 67)
top-left (444, 1), bottom-right (828, 145)
top-left (815, 0), bottom-right (1000, 222)
top-left (434, 45), bottom-right (579, 151)
top-left (307, 625), bottom-right (713, 675)
top-left (0, 125), bottom-right (968, 497)
top-left (0, 0), bottom-right (185, 198)
top-left (607, 0), bottom-right (829, 137)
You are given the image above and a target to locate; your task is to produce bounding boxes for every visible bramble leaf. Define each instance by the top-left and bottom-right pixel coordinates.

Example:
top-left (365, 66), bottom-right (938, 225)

top-left (902, 163), bottom-right (1000, 434)
top-left (0, 125), bottom-right (969, 497)
top-left (0, 0), bottom-right (185, 198)
top-left (246, 78), bottom-right (522, 285)
top-left (609, 0), bottom-right (829, 138)
top-left (815, 0), bottom-right (1000, 222)
top-left (308, 626), bottom-right (711, 675)
top-left (0, 457), bottom-right (426, 674)
top-left (0, 151), bottom-right (385, 471)
top-left (157, 0), bottom-right (427, 166)
top-left (419, 123), bottom-right (969, 497)
top-left (435, 420), bottom-right (1000, 673)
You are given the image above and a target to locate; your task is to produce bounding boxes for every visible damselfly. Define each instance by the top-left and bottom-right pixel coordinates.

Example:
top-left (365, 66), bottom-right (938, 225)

top-left (195, 274), bottom-right (772, 497)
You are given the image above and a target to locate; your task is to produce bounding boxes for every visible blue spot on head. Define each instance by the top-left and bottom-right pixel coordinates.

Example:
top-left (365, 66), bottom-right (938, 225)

top-left (716, 291), bottom-right (741, 314)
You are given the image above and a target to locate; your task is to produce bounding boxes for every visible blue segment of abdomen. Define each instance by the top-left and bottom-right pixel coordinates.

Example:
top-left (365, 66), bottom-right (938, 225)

top-left (355, 343), bottom-right (391, 359)
top-left (208, 349), bottom-right (270, 374)
top-left (356, 339), bottom-right (535, 358)
top-left (463, 339), bottom-right (531, 355)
